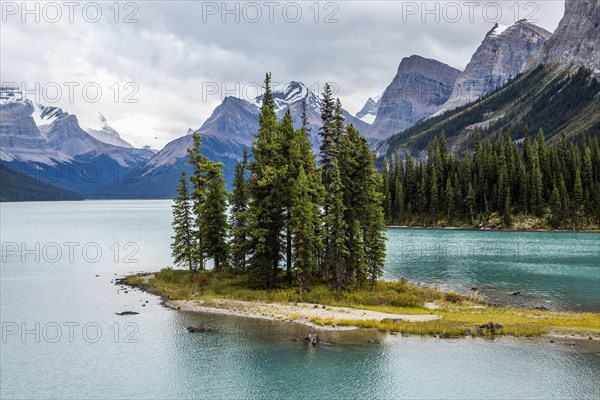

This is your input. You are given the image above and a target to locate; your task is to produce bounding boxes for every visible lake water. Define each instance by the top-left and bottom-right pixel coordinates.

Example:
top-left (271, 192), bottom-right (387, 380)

top-left (1, 200), bottom-right (599, 399)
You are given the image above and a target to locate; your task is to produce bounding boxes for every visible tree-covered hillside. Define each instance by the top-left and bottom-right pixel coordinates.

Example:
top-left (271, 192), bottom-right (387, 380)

top-left (0, 164), bottom-right (84, 202)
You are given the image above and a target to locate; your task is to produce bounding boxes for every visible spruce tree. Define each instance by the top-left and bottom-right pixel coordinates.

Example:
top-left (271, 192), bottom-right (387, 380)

top-left (430, 167), bottom-right (439, 226)
top-left (171, 170), bottom-right (195, 270)
top-left (573, 169), bottom-right (583, 230)
top-left (549, 185), bottom-right (562, 229)
top-left (446, 178), bottom-right (455, 225)
top-left (326, 161), bottom-right (348, 300)
top-left (279, 110), bottom-right (296, 284)
top-left (289, 111), bottom-right (324, 291)
top-left (187, 132), bottom-right (208, 269)
top-left (248, 73), bottom-right (284, 288)
top-left (290, 167), bottom-right (323, 293)
top-left (230, 150), bottom-right (250, 275)
top-left (200, 160), bottom-right (229, 271)
top-left (396, 174), bottom-right (405, 226)
top-left (466, 182), bottom-right (476, 225)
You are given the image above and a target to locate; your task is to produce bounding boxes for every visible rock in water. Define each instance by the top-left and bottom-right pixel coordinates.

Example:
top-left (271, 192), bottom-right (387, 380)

top-left (115, 311), bottom-right (139, 316)
top-left (304, 333), bottom-right (319, 347)
top-left (187, 325), bottom-right (207, 333)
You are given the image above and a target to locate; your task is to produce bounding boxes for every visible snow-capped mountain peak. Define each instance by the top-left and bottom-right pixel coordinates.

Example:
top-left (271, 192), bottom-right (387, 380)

top-left (356, 95), bottom-right (382, 124)
top-left (254, 81), bottom-right (322, 113)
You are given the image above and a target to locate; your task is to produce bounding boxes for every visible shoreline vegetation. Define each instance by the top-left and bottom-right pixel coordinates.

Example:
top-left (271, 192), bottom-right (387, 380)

top-left (125, 270), bottom-right (600, 341)
top-left (385, 224), bottom-right (600, 233)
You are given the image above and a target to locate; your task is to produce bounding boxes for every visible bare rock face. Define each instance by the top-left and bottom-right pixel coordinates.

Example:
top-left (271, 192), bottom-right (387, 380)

top-left (368, 55), bottom-right (461, 139)
top-left (437, 20), bottom-right (551, 115)
top-left (530, 0), bottom-right (600, 75)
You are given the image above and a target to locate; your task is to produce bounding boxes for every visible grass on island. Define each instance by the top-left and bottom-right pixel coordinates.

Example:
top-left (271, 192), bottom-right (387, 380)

top-left (126, 269), bottom-right (600, 338)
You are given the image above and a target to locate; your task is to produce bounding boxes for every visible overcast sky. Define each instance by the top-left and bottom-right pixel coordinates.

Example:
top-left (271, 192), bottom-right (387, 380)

top-left (1, 0), bottom-right (565, 149)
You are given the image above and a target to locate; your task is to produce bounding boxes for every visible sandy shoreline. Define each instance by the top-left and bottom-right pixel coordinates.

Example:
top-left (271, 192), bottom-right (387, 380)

top-left (164, 298), bottom-right (440, 331)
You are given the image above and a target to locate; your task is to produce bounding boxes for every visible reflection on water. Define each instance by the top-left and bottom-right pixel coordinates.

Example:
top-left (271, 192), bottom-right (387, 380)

top-left (1, 201), bottom-right (599, 399)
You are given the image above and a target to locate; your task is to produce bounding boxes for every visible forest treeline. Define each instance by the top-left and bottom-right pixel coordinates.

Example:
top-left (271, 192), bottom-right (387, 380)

top-left (382, 129), bottom-right (600, 230)
top-left (171, 74), bottom-right (386, 296)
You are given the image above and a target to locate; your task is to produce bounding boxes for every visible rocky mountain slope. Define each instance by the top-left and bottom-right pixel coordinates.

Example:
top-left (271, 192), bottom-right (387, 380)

top-left (528, 0), bottom-right (599, 75)
top-left (435, 20), bottom-right (551, 115)
top-left (367, 55), bottom-right (461, 140)
top-left (382, 65), bottom-right (600, 159)
top-left (383, 0), bottom-right (599, 160)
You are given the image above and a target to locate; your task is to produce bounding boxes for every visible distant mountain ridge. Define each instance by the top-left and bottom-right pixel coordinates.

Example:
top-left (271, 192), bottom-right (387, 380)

top-left (0, 85), bottom-right (154, 197)
top-left (98, 81), bottom-right (371, 198)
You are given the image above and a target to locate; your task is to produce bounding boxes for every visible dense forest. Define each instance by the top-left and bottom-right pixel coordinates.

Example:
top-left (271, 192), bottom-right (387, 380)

top-left (382, 129), bottom-right (600, 230)
top-left (171, 74), bottom-right (386, 296)
top-left (0, 164), bottom-right (84, 202)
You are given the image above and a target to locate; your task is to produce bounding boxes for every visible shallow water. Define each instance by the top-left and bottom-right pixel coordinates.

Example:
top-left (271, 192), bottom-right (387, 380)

top-left (384, 228), bottom-right (600, 311)
top-left (1, 200), bottom-right (599, 399)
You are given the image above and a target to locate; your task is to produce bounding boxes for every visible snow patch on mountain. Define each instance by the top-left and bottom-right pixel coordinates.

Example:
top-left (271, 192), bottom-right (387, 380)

top-left (356, 95), bottom-right (381, 124)
top-left (86, 113), bottom-right (134, 148)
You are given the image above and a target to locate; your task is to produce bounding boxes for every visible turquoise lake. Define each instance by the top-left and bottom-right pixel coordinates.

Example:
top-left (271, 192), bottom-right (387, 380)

top-left (1, 200), bottom-right (599, 399)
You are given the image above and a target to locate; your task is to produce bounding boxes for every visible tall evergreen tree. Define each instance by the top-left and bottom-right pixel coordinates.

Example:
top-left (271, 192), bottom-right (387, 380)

top-left (200, 160), bottom-right (230, 271)
top-left (187, 132), bottom-right (209, 269)
top-left (230, 150), bottom-right (250, 275)
top-left (171, 170), bottom-right (195, 270)
top-left (248, 73), bottom-right (284, 288)
top-left (326, 161), bottom-right (348, 300)
top-left (290, 167), bottom-right (323, 293)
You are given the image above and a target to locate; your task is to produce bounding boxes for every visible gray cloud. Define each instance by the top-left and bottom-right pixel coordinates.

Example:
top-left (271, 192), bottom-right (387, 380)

top-left (0, 0), bottom-right (564, 149)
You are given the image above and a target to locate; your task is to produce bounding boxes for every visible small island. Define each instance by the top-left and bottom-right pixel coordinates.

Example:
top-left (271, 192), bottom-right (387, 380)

top-left (125, 269), bottom-right (600, 341)
top-left (125, 75), bottom-right (599, 343)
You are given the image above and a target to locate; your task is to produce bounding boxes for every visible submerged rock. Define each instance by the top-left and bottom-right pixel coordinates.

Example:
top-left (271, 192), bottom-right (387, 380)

top-left (304, 334), bottom-right (319, 347)
top-left (187, 325), bottom-right (207, 333)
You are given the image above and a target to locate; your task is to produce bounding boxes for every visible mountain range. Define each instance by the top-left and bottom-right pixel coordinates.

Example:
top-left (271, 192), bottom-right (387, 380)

top-left (382, 0), bottom-right (600, 158)
top-left (1, 0), bottom-right (598, 200)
